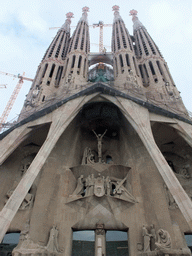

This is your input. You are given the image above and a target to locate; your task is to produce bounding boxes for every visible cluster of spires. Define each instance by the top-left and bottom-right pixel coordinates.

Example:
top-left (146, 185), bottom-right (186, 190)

top-left (18, 6), bottom-right (187, 121)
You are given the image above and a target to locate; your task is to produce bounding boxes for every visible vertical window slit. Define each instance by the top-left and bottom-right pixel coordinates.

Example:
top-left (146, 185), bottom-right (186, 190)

top-left (149, 61), bottom-right (156, 75)
top-left (49, 64), bottom-right (55, 78)
top-left (126, 54), bottom-right (130, 66)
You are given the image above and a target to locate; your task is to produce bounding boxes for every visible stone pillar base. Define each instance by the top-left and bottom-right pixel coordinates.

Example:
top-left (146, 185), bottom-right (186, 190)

top-left (138, 248), bottom-right (191, 256)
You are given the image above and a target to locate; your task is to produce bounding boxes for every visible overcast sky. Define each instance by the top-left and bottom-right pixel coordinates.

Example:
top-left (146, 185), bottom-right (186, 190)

top-left (0, 0), bottom-right (192, 125)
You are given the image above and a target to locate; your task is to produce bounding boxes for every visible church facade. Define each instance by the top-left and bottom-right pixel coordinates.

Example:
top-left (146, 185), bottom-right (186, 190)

top-left (0, 6), bottom-right (192, 256)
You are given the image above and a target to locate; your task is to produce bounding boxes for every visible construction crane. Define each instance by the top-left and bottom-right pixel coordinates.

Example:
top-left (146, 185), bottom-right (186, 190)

top-left (49, 21), bottom-right (112, 53)
top-left (92, 21), bottom-right (112, 53)
top-left (0, 84), bottom-right (7, 88)
top-left (0, 71), bottom-right (33, 132)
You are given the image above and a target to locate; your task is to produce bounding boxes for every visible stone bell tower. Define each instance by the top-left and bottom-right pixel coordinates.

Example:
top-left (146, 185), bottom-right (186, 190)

top-left (0, 5), bottom-right (192, 256)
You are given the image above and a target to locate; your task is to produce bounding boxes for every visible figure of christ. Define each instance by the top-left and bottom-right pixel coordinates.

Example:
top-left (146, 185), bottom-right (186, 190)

top-left (92, 129), bottom-right (107, 163)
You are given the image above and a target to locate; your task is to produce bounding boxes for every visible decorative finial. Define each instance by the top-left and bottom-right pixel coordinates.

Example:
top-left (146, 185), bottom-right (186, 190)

top-left (129, 10), bottom-right (138, 22)
top-left (81, 6), bottom-right (89, 21)
top-left (66, 12), bottom-right (74, 24)
top-left (61, 12), bottom-right (74, 31)
top-left (66, 12), bottom-right (74, 20)
top-left (82, 6), bottom-right (90, 14)
top-left (129, 9), bottom-right (138, 17)
top-left (112, 5), bottom-right (120, 15)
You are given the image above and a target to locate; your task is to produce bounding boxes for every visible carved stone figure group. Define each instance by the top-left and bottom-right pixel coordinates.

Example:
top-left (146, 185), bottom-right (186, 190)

top-left (5, 154), bottom-right (35, 210)
top-left (82, 130), bottom-right (110, 165)
top-left (142, 225), bottom-right (171, 252)
top-left (70, 173), bottom-right (137, 203)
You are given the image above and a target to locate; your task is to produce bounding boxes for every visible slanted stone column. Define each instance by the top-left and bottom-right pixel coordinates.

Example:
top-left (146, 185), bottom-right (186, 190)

top-left (169, 121), bottom-right (192, 148)
top-left (0, 126), bottom-right (32, 165)
top-left (102, 95), bottom-right (192, 230)
top-left (0, 93), bottom-right (99, 242)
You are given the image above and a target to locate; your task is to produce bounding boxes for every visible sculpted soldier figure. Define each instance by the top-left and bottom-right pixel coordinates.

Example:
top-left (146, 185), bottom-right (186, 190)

top-left (71, 175), bottom-right (84, 197)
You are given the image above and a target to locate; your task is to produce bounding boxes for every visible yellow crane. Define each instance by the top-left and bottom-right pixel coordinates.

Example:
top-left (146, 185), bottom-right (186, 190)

top-left (92, 21), bottom-right (112, 53)
top-left (49, 21), bottom-right (112, 53)
top-left (0, 71), bottom-right (33, 132)
top-left (0, 84), bottom-right (7, 89)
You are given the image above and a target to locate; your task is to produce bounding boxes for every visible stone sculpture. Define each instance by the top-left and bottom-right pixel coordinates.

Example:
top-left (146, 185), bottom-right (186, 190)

top-left (71, 175), bottom-right (84, 197)
top-left (85, 174), bottom-right (95, 196)
top-left (142, 225), bottom-right (151, 252)
top-left (155, 229), bottom-right (172, 250)
top-left (150, 224), bottom-right (156, 251)
top-left (46, 225), bottom-right (61, 253)
top-left (81, 147), bottom-right (95, 165)
top-left (105, 176), bottom-right (111, 196)
top-left (70, 173), bottom-right (137, 203)
top-left (94, 174), bottom-right (105, 197)
top-left (164, 184), bottom-right (178, 209)
top-left (17, 220), bottom-right (30, 249)
top-left (5, 154), bottom-right (36, 210)
top-left (92, 129), bottom-right (107, 163)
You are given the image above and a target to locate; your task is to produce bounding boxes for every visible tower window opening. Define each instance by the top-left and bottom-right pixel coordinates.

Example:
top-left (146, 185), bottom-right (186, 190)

top-left (81, 35), bottom-right (84, 50)
top-left (139, 64), bottom-right (150, 87)
top-left (143, 64), bottom-right (149, 77)
top-left (135, 33), bottom-right (142, 55)
top-left (74, 37), bottom-right (79, 50)
top-left (139, 65), bottom-right (144, 78)
top-left (126, 29), bottom-right (133, 50)
top-left (55, 66), bottom-right (63, 86)
top-left (42, 95), bottom-right (45, 102)
top-left (143, 30), bottom-right (156, 55)
top-left (68, 37), bottom-right (74, 53)
top-left (139, 31), bottom-right (149, 55)
top-left (78, 56), bottom-right (82, 69)
top-left (156, 61), bottom-right (163, 75)
top-left (116, 26), bottom-right (120, 50)
top-left (42, 63), bottom-right (48, 78)
top-left (71, 55), bottom-right (76, 69)
top-left (74, 27), bottom-right (81, 50)
top-left (117, 36), bottom-right (120, 50)
top-left (126, 54), bottom-right (130, 67)
top-left (115, 57), bottom-right (118, 76)
top-left (55, 34), bottom-right (64, 58)
top-left (49, 64), bottom-right (55, 78)
top-left (122, 36), bottom-right (127, 48)
top-left (48, 33), bottom-right (60, 58)
top-left (83, 59), bottom-right (87, 78)
top-left (119, 54), bottom-right (124, 68)
top-left (120, 23), bottom-right (127, 48)
top-left (149, 61), bottom-right (156, 75)
top-left (61, 35), bottom-right (69, 59)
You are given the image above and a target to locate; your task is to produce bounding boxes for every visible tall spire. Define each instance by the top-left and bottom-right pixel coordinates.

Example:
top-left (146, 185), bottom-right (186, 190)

top-left (129, 9), bottom-right (145, 31)
top-left (61, 7), bottom-right (90, 89)
top-left (130, 10), bottom-right (187, 115)
top-left (112, 5), bottom-right (122, 22)
top-left (18, 12), bottom-right (73, 121)
top-left (111, 5), bottom-right (142, 88)
top-left (80, 6), bottom-right (89, 23)
top-left (61, 12), bottom-right (74, 33)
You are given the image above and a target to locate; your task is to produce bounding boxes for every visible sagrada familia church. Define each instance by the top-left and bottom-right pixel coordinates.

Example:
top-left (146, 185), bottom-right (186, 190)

top-left (0, 5), bottom-right (192, 256)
